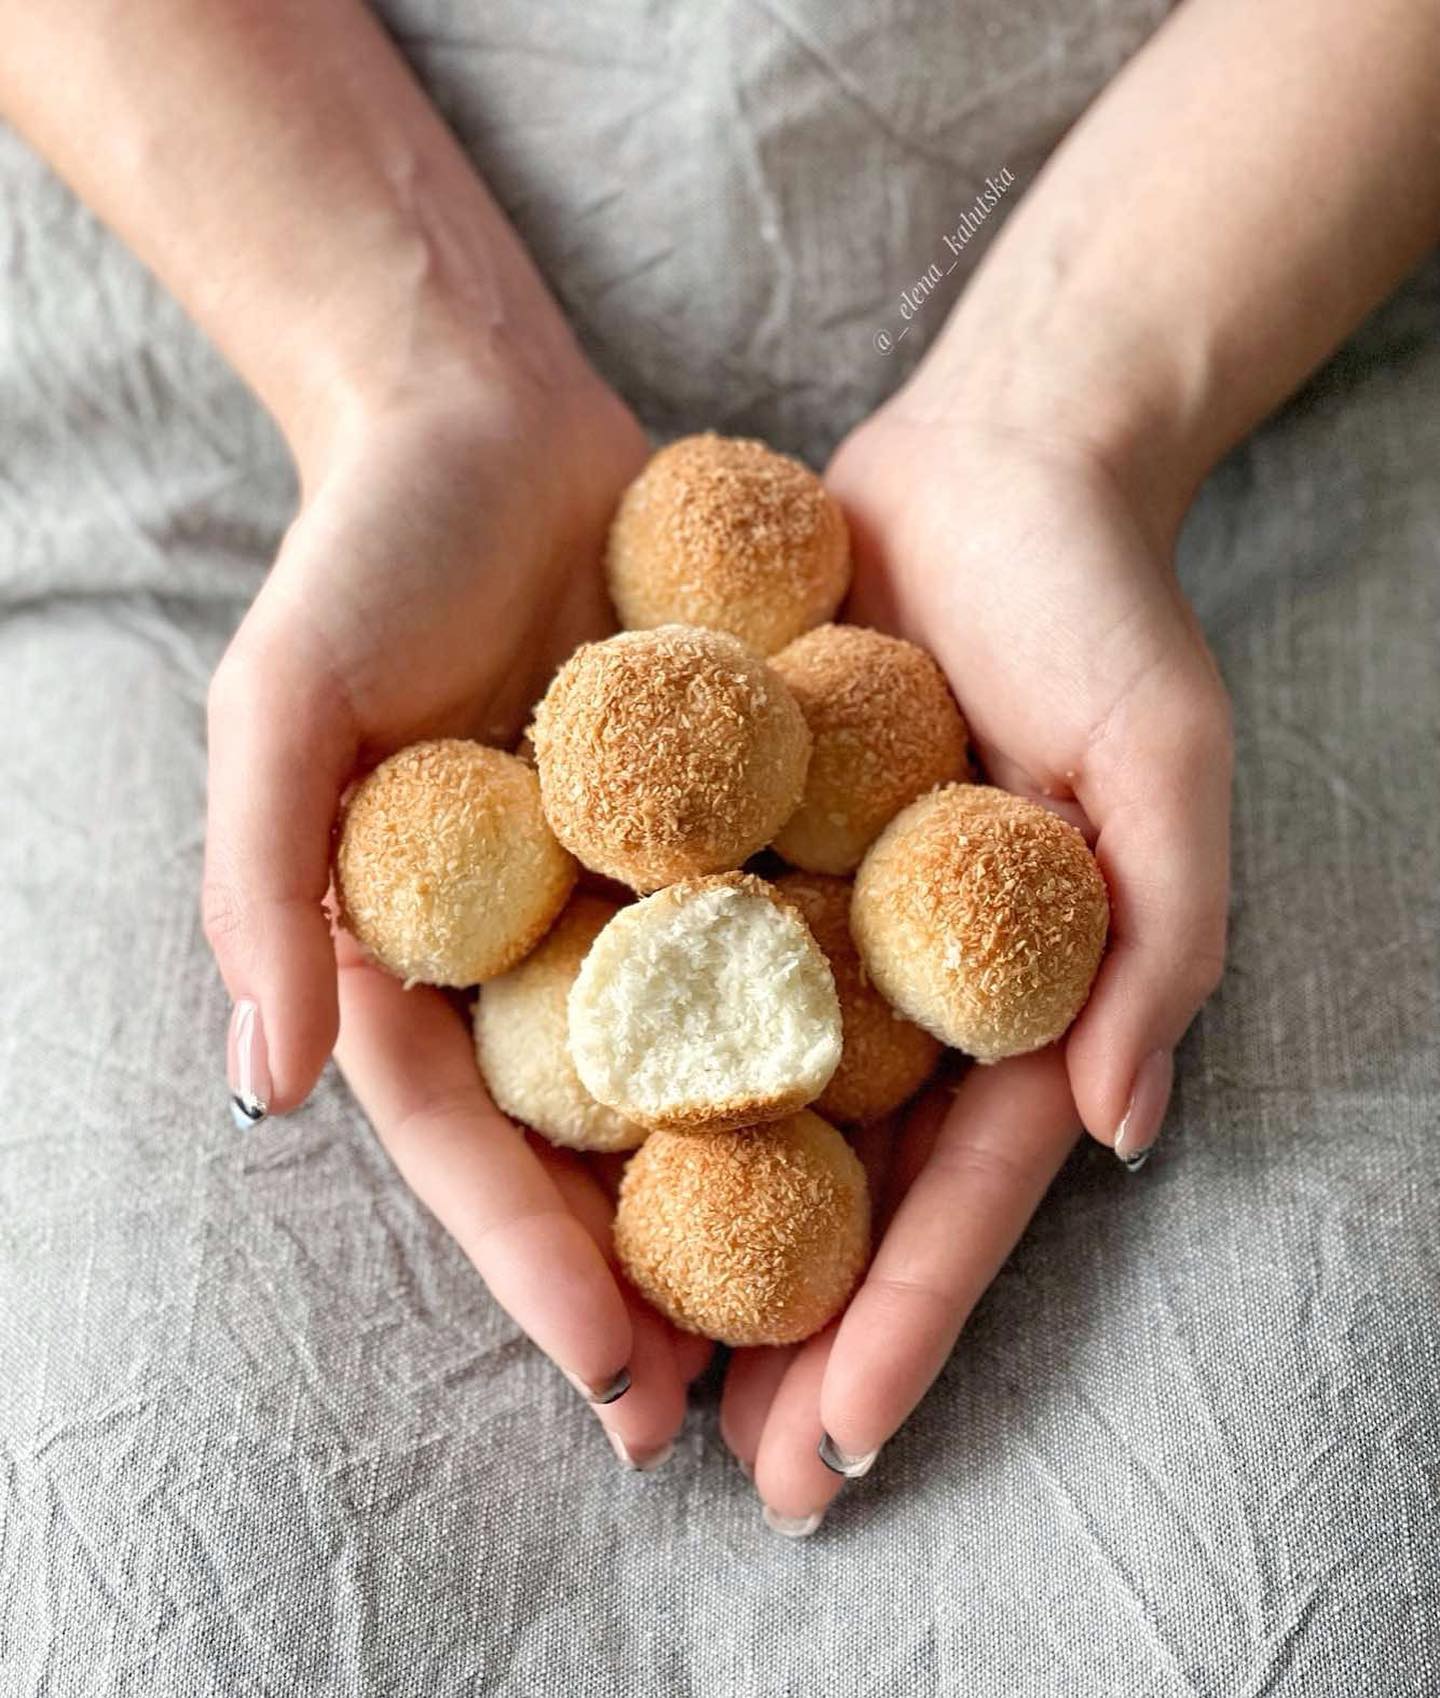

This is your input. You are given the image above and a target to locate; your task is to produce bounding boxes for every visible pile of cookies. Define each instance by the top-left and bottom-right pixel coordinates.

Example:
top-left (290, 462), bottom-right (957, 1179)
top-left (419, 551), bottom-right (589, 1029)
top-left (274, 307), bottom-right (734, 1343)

top-left (333, 435), bottom-right (1109, 1348)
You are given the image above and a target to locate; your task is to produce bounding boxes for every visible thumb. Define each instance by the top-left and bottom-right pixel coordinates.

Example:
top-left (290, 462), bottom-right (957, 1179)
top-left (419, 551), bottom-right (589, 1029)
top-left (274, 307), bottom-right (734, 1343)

top-left (1066, 667), bottom-right (1233, 1165)
top-left (203, 617), bottom-right (354, 1123)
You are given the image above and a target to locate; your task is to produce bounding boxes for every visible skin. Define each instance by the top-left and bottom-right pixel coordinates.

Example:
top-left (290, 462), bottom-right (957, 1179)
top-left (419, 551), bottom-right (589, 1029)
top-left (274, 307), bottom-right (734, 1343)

top-left (5, 0), bottom-right (1438, 1509)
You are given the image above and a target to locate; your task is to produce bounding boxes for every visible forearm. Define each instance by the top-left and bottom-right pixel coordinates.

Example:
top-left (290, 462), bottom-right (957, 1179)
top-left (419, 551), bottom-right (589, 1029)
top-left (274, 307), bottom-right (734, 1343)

top-left (912, 0), bottom-right (1440, 534)
top-left (0, 0), bottom-right (583, 473)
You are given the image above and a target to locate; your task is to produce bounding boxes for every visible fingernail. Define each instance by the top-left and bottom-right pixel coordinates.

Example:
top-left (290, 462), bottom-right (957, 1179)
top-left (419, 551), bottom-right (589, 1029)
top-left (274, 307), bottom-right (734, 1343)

top-left (1114, 1048), bottom-right (1173, 1167)
top-left (763, 1506), bottom-right (825, 1539)
top-left (605, 1429), bottom-right (673, 1473)
top-left (563, 1366), bottom-right (632, 1406)
top-left (818, 1433), bottom-right (879, 1479)
top-left (227, 998), bottom-right (271, 1130)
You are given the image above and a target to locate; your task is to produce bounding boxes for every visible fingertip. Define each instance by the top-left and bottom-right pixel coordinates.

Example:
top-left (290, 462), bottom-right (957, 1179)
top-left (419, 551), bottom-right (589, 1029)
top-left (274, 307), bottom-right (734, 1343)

top-left (753, 1332), bottom-right (846, 1526)
top-left (720, 1345), bottom-right (798, 1480)
top-left (205, 627), bottom-right (354, 1125)
top-left (1065, 937), bottom-right (1188, 1153)
top-left (222, 903), bottom-right (340, 1121)
top-left (591, 1303), bottom-right (689, 1470)
top-left (1064, 1002), bottom-right (1127, 1148)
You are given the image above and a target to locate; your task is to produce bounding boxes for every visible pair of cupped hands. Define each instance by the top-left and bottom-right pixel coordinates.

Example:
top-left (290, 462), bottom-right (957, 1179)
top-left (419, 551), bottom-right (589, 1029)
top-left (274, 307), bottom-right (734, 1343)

top-left (204, 341), bottom-right (1230, 1533)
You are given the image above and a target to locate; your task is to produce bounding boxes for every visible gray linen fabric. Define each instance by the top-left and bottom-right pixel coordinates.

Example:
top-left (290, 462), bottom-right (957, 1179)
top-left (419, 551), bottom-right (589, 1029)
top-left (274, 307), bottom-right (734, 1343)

top-left (2, 2), bottom-right (1438, 1692)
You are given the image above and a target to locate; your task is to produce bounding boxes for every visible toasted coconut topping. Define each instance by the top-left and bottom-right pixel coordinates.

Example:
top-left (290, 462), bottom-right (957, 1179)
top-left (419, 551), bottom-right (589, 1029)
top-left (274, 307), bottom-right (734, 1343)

top-left (335, 739), bottom-right (575, 988)
top-left (775, 870), bottom-right (941, 1123)
top-left (531, 625), bottom-right (810, 892)
top-left (772, 623), bottom-right (970, 875)
top-left (614, 1111), bottom-right (869, 1347)
top-left (606, 434), bottom-right (850, 657)
top-left (852, 784), bottom-right (1109, 1061)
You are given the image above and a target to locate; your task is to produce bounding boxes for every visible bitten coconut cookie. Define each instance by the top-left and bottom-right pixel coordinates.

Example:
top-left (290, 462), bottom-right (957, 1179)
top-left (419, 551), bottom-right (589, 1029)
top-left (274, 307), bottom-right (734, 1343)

top-left (568, 873), bottom-right (842, 1133)
top-left (614, 1111), bottom-right (870, 1347)
top-left (606, 434), bottom-right (850, 657)
top-left (851, 784), bottom-right (1109, 1061)
top-left (530, 625), bottom-right (810, 892)
top-left (772, 623), bottom-right (970, 874)
top-left (474, 893), bottom-right (647, 1153)
top-left (334, 739), bottom-right (575, 987)
top-left (775, 871), bottom-right (942, 1124)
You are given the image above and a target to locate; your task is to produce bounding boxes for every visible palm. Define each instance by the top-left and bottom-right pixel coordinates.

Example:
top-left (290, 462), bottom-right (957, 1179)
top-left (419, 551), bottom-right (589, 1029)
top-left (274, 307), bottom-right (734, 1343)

top-left (235, 379), bottom-right (649, 761)
top-left (827, 410), bottom-right (1212, 812)
top-left (717, 408), bottom-right (1230, 1525)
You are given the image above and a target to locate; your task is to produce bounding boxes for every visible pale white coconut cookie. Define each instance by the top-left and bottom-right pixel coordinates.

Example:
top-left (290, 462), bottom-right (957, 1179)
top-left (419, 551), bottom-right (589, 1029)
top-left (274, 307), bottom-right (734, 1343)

top-left (567, 873), bottom-right (842, 1133)
top-left (474, 893), bottom-right (647, 1153)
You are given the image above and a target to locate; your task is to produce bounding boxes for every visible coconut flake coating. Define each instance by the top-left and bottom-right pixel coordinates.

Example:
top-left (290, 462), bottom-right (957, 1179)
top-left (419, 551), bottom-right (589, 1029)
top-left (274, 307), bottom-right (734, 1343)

top-left (614, 1111), bottom-right (869, 1347)
top-left (530, 625), bottom-right (811, 892)
top-left (606, 434), bottom-right (850, 657)
top-left (474, 893), bottom-right (647, 1153)
top-left (852, 785), bottom-right (1109, 1061)
top-left (334, 739), bottom-right (576, 987)
top-left (772, 623), bottom-right (970, 874)
top-left (775, 871), bottom-right (942, 1124)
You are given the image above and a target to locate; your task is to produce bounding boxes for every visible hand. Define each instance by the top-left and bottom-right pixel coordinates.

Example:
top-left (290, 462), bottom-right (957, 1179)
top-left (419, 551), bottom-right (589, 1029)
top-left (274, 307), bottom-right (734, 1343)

top-left (723, 404), bottom-right (1232, 1527)
top-left (205, 361), bottom-right (646, 1113)
top-left (204, 355), bottom-right (705, 1452)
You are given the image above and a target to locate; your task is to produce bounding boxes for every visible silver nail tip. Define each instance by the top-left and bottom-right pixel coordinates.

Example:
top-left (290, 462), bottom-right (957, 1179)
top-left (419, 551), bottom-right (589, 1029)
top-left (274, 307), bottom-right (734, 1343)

top-left (590, 1367), bottom-right (632, 1406)
top-left (818, 1433), bottom-right (878, 1479)
top-left (606, 1428), bottom-right (673, 1472)
top-left (1118, 1146), bottom-right (1152, 1173)
top-left (229, 1092), bottom-right (268, 1132)
top-left (763, 1506), bottom-right (824, 1540)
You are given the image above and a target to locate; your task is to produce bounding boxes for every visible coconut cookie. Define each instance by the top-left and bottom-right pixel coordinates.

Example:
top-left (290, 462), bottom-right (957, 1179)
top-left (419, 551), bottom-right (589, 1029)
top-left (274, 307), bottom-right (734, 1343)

top-left (567, 873), bottom-right (841, 1133)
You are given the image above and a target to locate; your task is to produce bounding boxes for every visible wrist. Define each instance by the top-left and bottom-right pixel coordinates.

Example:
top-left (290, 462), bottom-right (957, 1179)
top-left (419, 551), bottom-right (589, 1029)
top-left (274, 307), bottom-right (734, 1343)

top-left (278, 253), bottom-right (602, 491)
top-left (897, 285), bottom-right (1213, 552)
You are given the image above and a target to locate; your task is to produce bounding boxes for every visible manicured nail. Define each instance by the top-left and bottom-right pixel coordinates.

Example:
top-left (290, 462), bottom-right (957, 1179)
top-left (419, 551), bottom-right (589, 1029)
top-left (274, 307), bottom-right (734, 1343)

top-left (227, 998), bottom-right (271, 1130)
top-left (563, 1366), bottom-right (631, 1405)
top-left (605, 1429), bottom-right (673, 1472)
top-left (818, 1433), bottom-right (879, 1478)
top-left (1115, 1048), bottom-right (1173, 1167)
top-left (763, 1506), bottom-right (824, 1539)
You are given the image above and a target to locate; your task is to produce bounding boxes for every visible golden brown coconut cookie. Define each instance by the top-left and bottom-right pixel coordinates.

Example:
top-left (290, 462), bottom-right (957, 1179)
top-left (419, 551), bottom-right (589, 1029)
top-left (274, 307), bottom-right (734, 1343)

top-left (334, 739), bottom-right (575, 987)
top-left (474, 893), bottom-right (647, 1153)
top-left (851, 784), bottom-right (1109, 1061)
top-left (775, 871), bottom-right (942, 1124)
top-left (606, 434), bottom-right (850, 657)
top-left (771, 623), bottom-right (970, 874)
top-left (530, 625), bottom-right (810, 892)
top-left (614, 1111), bottom-right (870, 1346)
top-left (568, 873), bottom-right (841, 1133)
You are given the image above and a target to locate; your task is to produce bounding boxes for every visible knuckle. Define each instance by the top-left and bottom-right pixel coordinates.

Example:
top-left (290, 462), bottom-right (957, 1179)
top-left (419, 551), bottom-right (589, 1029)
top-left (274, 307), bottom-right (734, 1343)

top-left (862, 1267), bottom-right (961, 1324)
top-left (200, 878), bottom-right (245, 951)
top-left (1179, 918), bottom-right (1228, 1003)
top-left (928, 1135), bottom-right (1033, 1199)
top-left (1172, 675), bottom-right (1233, 772)
top-left (1189, 942), bottom-right (1228, 1003)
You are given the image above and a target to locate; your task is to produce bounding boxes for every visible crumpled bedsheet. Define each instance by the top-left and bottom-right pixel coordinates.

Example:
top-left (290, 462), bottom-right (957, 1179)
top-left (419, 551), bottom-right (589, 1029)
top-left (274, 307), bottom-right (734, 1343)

top-left (1, 2), bottom-right (1438, 1692)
